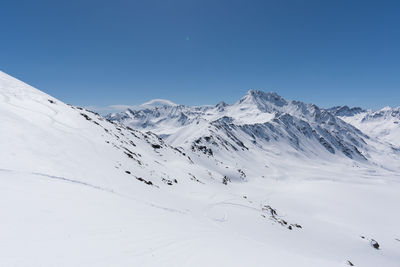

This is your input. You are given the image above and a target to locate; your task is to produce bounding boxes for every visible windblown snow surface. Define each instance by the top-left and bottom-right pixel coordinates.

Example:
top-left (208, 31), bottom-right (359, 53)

top-left (1, 71), bottom-right (400, 267)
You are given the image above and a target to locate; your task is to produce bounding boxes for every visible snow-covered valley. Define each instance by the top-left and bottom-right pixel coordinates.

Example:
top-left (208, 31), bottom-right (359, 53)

top-left (1, 70), bottom-right (400, 267)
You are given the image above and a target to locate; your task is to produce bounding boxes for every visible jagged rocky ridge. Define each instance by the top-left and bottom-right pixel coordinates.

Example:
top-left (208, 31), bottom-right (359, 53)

top-left (107, 90), bottom-right (388, 162)
top-left (330, 105), bottom-right (400, 147)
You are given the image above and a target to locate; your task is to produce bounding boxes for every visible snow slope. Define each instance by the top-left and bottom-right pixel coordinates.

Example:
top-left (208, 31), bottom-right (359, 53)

top-left (108, 90), bottom-right (400, 177)
top-left (1, 71), bottom-right (400, 267)
top-left (331, 106), bottom-right (400, 146)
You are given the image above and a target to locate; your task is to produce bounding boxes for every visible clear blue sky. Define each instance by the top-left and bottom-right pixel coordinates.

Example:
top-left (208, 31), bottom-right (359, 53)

top-left (1, 0), bottom-right (399, 112)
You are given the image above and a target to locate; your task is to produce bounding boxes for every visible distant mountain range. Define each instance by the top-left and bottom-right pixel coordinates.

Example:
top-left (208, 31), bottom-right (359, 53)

top-left (107, 89), bottom-right (400, 173)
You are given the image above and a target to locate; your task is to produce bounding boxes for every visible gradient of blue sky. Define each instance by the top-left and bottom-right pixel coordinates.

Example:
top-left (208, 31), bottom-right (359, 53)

top-left (1, 0), bottom-right (399, 111)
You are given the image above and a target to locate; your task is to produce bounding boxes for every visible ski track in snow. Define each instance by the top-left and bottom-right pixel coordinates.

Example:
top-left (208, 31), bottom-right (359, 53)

top-left (0, 168), bottom-right (188, 215)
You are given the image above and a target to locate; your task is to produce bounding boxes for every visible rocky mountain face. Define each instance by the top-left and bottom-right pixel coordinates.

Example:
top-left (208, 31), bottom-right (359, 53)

top-left (326, 106), bottom-right (366, 117)
top-left (330, 105), bottom-right (400, 147)
top-left (107, 90), bottom-right (400, 169)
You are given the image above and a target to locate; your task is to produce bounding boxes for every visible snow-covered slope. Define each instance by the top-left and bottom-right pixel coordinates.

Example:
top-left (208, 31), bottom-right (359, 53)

top-left (0, 71), bottom-right (214, 191)
top-left (108, 90), bottom-right (400, 174)
top-left (330, 106), bottom-right (400, 146)
top-left (2, 72), bottom-right (400, 267)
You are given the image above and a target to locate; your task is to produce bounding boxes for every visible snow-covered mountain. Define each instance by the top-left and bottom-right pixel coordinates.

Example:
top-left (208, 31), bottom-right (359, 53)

top-left (330, 106), bottom-right (400, 146)
top-left (326, 106), bottom-right (366, 117)
top-left (2, 71), bottom-right (400, 267)
top-left (107, 90), bottom-right (400, 172)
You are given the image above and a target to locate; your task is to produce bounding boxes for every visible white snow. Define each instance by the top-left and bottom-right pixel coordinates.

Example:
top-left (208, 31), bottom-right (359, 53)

top-left (141, 98), bottom-right (178, 107)
top-left (339, 108), bottom-right (400, 146)
top-left (1, 71), bottom-right (400, 267)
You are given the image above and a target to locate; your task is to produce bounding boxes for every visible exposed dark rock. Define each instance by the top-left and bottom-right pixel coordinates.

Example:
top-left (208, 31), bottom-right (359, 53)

top-left (162, 178), bottom-right (174, 185)
top-left (80, 113), bottom-right (91, 121)
top-left (124, 152), bottom-right (133, 159)
top-left (370, 239), bottom-right (380, 249)
top-left (191, 139), bottom-right (214, 156)
top-left (327, 105), bottom-right (365, 117)
top-left (86, 109), bottom-right (100, 116)
top-left (237, 169), bottom-right (246, 178)
top-left (136, 177), bottom-right (153, 186)
top-left (262, 205), bottom-right (277, 216)
top-left (188, 173), bottom-right (204, 184)
top-left (222, 176), bottom-right (231, 185)
top-left (261, 205), bottom-right (302, 231)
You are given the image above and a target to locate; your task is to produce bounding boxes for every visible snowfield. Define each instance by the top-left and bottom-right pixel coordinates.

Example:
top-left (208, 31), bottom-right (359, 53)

top-left (338, 107), bottom-right (400, 146)
top-left (1, 70), bottom-right (400, 267)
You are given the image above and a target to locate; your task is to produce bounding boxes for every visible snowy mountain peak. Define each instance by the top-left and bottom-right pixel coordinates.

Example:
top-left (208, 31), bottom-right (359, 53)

top-left (331, 105), bottom-right (400, 146)
top-left (216, 101), bottom-right (228, 108)
top-left (360, 106), bottom-right (400, 124)
top-left (107, 89), bottom-right (395, 162)
top-left (373, 106), bottom-right (400, 119)
top-left (140, 98), bottom-right (178, 109)
top-left (327, 105), bottom-right (366, 117)
top-left (239, 90), bottom-right (287, 109)
top-left (215, 101), bottom-right (228, 111)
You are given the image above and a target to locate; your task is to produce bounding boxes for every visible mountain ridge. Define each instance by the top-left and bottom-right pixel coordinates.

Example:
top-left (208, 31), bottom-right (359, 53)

top-left (107, 90), bottom-right (396, 162)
